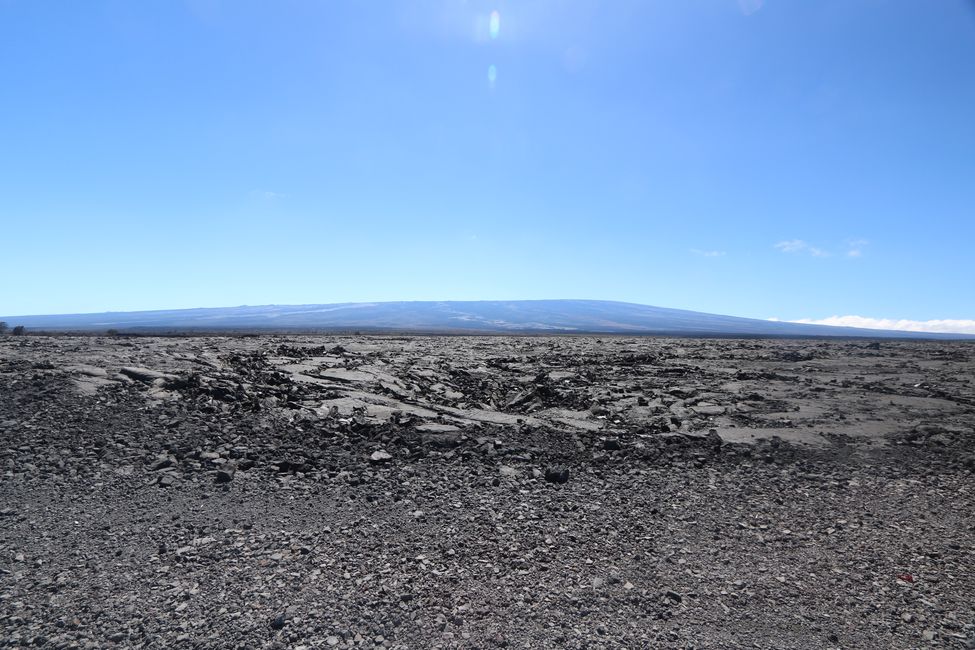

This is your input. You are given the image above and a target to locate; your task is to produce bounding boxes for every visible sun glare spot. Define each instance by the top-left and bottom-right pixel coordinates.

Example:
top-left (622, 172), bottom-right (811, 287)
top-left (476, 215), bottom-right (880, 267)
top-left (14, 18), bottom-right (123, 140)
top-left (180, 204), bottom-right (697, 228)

top-left (489, 10), bottom-right (500, 39)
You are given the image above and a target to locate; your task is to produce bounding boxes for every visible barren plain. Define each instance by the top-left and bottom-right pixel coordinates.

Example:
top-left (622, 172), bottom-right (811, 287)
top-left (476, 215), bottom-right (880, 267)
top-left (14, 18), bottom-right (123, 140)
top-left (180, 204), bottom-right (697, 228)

top-left (1, 335), bottom-right (973, 649)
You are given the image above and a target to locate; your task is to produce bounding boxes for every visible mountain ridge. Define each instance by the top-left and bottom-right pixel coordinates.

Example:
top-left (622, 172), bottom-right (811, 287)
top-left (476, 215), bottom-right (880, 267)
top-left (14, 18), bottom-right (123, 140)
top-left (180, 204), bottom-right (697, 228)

top-left (1, 300), bottom-right (972, 339)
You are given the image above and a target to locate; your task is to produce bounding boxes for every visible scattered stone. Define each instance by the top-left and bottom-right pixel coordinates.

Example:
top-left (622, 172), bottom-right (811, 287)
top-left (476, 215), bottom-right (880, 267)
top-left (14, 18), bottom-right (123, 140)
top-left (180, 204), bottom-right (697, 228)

top-left (369, 450), bottom-right (393, 464)
top-left (216, 464), bottom-right (236, 483)
top-left (422, 431), bottom-right (464, 449)
top-left (544, 467), bottom-right (570, 484)
top-left (664, 590), bottom-right (683, 604)
top-left (150, 456), bottom-right (174, 471)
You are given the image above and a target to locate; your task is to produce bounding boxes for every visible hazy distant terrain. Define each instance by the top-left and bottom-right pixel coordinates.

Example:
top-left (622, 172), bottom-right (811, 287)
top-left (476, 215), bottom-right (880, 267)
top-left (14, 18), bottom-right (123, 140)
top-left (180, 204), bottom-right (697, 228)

top-left (2, 300), bottom-right (972, 338)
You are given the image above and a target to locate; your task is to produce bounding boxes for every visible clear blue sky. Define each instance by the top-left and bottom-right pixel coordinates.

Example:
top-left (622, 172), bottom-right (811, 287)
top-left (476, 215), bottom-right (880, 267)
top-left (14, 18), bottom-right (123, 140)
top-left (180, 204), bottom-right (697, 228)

top-left (2, 0), bottom-right (973, 322)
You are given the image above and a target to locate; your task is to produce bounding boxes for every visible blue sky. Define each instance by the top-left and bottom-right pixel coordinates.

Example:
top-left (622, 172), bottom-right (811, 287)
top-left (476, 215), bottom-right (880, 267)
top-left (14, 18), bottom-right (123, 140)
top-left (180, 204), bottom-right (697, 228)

top-left (1, 1), bottom-right (973, 327)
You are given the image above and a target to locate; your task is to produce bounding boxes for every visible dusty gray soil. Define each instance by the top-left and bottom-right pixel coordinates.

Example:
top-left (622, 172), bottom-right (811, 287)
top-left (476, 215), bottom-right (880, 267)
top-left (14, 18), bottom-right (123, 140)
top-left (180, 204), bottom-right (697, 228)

top-left (1, 335), bottom-right (973, 649)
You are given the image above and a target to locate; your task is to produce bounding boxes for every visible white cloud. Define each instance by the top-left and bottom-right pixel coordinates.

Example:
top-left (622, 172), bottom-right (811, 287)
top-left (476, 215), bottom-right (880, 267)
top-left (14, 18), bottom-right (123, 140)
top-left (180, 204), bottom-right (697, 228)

top-left (786, 316), bottom-right (975, 335)
top-left (774, 239), bottom-right (831, 257)
top-left (845, 238), bottom-right (868, 258)
top-left (774, 239), bottom-right (807, 253)
top-left (250, 190), bottom-right (287, 200)
top-left (690, 249), bottom-right (725, 257)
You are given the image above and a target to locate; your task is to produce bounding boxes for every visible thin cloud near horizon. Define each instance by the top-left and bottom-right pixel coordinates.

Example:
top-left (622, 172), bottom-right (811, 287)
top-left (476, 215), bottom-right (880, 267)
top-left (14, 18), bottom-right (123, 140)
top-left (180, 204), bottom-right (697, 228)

top-left (774, 239), bottom-right (869, 258)
top-left (772, 315), bottom-right (975, 335)
top-left (774, 239), bottom-right (830, 257)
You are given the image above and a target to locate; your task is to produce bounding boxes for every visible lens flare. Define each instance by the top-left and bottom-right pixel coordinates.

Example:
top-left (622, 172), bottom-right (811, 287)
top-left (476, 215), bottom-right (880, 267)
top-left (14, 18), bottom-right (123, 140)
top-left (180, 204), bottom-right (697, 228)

top-left (487, 64), bottom-right (497, 85)
top-left (489, 10), bottom-right (500, 39)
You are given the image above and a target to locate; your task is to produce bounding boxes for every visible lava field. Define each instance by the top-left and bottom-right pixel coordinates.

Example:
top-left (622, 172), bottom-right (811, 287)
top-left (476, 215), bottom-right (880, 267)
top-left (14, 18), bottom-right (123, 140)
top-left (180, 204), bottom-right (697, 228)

top-left (1, 335), bottom-right (973, 649)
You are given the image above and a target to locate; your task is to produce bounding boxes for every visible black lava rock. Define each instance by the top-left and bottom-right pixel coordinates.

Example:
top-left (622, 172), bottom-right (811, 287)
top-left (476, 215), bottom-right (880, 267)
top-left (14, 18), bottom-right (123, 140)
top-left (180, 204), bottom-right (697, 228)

top-left (544, 467), bottom-right (570, 484)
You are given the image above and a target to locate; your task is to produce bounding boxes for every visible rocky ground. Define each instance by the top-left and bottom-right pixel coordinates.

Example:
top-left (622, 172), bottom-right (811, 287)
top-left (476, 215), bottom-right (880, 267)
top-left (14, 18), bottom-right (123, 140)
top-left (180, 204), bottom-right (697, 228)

top-left (1, 334), bottom-right (973, 649)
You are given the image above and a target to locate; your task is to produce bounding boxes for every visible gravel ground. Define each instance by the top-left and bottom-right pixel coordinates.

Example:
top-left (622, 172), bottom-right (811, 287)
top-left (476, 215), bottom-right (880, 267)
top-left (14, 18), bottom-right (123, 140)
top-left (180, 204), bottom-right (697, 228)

top-left (1, 335), bottom-right (973, 649)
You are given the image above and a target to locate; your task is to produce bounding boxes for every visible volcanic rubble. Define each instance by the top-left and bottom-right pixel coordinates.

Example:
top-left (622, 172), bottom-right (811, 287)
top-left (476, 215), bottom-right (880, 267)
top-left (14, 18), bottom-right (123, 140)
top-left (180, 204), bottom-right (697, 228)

top-left (0, 335), bottom-right (973, 649)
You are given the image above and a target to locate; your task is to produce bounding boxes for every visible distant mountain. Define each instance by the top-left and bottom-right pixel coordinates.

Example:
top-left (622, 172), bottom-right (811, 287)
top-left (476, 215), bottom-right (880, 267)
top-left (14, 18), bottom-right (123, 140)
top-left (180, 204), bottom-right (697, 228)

top-left (1, 300), bottom-right (972, 339)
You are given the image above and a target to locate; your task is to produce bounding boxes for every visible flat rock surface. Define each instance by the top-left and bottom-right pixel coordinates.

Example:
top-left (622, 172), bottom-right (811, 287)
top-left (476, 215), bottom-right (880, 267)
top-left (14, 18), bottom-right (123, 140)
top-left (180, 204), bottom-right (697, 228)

top-left (1, 335), bottom-right (973, 648)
